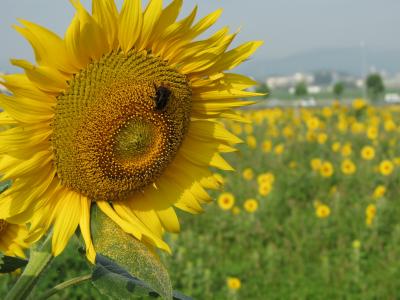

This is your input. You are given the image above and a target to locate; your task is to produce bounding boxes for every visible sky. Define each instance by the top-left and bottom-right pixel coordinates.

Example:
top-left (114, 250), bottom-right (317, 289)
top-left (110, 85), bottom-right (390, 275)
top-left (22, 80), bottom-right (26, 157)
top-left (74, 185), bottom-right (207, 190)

top-left (1, 0), bottom-right (400, 72)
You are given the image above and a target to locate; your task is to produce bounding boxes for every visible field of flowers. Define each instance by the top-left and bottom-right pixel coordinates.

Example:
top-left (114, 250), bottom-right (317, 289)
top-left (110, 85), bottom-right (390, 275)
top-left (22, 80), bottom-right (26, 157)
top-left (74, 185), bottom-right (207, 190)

top-left (162, 99), bottom-right (400, 299)
top-left (2, 99), bottom-right (400, 299)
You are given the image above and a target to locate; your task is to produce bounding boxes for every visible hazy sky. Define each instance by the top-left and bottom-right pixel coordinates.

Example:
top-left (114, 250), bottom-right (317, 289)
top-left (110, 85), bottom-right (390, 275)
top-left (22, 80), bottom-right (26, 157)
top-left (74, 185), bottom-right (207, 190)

top-left (1, 0), bottom-right (399, 71)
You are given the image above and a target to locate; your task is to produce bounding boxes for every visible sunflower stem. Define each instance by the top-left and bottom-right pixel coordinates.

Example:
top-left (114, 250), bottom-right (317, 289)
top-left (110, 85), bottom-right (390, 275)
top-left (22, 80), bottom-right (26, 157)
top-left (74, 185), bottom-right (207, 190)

top-left (36, 274), bottom-right (92, 300)
top-left (5, 235), bottom-right (53, 300)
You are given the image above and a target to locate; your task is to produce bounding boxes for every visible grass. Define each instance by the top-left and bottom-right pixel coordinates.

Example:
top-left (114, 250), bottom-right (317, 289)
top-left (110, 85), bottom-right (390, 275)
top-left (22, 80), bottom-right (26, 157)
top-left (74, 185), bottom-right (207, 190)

top-left (1, 101), bottom-right (400, 299)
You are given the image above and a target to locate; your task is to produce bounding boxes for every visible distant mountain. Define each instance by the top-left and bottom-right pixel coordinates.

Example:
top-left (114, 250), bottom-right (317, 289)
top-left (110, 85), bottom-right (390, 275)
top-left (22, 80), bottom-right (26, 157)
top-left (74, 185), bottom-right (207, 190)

top-left (237, 47), bottom-right (400, 80)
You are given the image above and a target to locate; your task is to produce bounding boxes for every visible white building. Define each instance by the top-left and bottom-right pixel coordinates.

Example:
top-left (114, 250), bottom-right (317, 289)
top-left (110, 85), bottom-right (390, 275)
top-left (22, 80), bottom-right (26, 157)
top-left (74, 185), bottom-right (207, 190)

top-left (266, 72), bottom-right (314, 89)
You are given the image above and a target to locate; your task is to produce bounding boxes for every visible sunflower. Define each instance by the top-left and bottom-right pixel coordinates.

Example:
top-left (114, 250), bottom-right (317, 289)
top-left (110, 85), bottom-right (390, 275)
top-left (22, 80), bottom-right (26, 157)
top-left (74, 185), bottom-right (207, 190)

top-left (217, 192), bottom-right (235, 211)
top-left (0, 219), bottom-right (28, 258)
top-left (243, 198), bottom-right (258, 213)
top-left (0, 0), bottom-right (262, 263)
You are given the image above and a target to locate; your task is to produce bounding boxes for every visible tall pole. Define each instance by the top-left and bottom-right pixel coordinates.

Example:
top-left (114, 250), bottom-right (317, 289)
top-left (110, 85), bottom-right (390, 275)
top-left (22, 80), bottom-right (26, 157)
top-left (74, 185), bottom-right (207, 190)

top-left (360, 41), bottom-right (367, 99)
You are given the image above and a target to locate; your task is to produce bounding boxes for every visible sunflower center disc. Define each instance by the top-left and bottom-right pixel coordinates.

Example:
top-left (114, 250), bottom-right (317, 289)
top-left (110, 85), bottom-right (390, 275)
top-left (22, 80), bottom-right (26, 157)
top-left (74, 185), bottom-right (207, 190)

top-left (53, 50), bottom-right (192, 201)
top-left (0, 220), bottom-right (7, 233)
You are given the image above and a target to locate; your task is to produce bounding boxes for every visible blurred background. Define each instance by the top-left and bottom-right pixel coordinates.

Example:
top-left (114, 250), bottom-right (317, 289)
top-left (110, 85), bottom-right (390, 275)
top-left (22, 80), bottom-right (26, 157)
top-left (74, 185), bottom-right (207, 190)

top-left (1, 0), bottom-right (400, 104)
top-left (1, 1), bottom-right (400, 299)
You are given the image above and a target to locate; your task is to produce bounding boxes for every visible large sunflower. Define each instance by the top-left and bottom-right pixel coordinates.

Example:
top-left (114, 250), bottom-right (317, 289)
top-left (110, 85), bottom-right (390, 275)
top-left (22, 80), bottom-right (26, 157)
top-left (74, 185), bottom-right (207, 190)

top-left (0, 0), bottom-right (262, 262)
top-left (0, 220), bottom-right (28, 258)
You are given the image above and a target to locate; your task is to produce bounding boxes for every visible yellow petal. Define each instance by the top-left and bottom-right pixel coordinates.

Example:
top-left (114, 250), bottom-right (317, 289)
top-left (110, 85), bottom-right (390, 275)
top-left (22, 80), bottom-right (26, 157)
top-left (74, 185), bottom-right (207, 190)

top-left (156, 208), bottom-right (180, 233)
top-left (154, 173), bottom-right (204, 214)
top-left (192, 100), bottom-right (255, 114)
top-left (0, 150), bottom-right (52, 180)
top-left (11, 59), bottom-right (68, 93)
top-left (189, 120), bottom-right (242, 145)
top-left (1, 74), bottom-right (55, 103)
top-left (65, 14), bottom-right (90, 69)
top-left (165, 165), bottom-right (212, 204)
top-left (168, 27), bottom-right (229, 64)
top-left (70, 0), bottom-right (107, 60)
top-left (14, 20), bottom-right (78, 73)
top-left (187, 9), bottom-right (222, 40)
top-left (0, 112), bottom-right (18, 125)
top-left (0, 94), bottom-right (53, 123)
top-left (0, 164), bottom-right (55, 219)
top-left (52, 190), bottom-right (81, 256)
top-left (149, 0), bottom-right (182, 45)
top-left (221, 73), bottom-right (258, 90)
top-left (118, 0), bottom-right (143, 53)
top-left (162, 9), bottom-right (222, 61)
top-left (155, 6), bottom-right (197, 57)
top-left (25, 185), bottom-right (64, 243)
top-left (112, 202), bottom-right (171, 253)
top-left (179, 135), bottom-right (234, 171)
top-left (97, 200), bottom-right (142, 240)
top-left (174, 190), bottom-right (203, 214)
top-left (6, 178), bottom-right (60, 225)
top-left (0, 125), bottom-right (51, 155)
top-left (193, 89), bottom-right (261, 101)
top-left (92, 0), bottom-right (119, 50)
top-left (133, 210), bottom-right (163, 238)
top-left (196, 40), bottom-right (263, 76)
top-left (137, 0), bottom-right (162, 50)
top-left (79, 196), bottom-right (96, 263)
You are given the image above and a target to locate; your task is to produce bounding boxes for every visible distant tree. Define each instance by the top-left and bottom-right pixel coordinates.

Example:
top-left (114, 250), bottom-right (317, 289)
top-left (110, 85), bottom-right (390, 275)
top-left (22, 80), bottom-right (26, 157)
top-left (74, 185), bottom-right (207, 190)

top-left (333, 82), bottom-right (345, 99)
top-left (295, 82), bottom-right (308, 97)
top-left (314, 71), bottom-right (333, 86)
top-left (366, 73), bottom-right (385, 101)
top-left (255, 82), bottom-right (270, 98)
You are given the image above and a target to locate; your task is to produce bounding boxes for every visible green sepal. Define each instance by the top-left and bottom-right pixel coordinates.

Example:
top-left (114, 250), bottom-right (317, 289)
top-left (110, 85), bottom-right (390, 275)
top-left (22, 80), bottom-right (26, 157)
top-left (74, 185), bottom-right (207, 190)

top-left (90, 204), bottom-right (173, 299)
top-left (0, 253), bottom-right (28, 273)
top-left (92, 253), bottom-right (161, 299)
top-left (92, 254), bottom-right (194, 300)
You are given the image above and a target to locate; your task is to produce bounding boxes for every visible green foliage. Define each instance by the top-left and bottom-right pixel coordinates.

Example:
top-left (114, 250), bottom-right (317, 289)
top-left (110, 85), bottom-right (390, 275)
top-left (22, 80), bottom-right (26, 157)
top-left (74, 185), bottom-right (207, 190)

top-left (313, 71), bottom-right (333, 86)
top-left (0, 254), bottom-right (28, 274)
top-left (92, 254), bottom-right (193, 300)
top-left (255, 83), bottom-right (270, 98)
top-left (295, 82), bottom-right (308, 97)
top-left (333, 82), bottom-right (345, 98)
top-left (91, 205), bottom-right (173, 299)
top-left (2, 104), bottom-right (400, 299)
top-left (366, 74), bottom-right (385, 101)
top-left (92, 254), bottom-right (160, 299)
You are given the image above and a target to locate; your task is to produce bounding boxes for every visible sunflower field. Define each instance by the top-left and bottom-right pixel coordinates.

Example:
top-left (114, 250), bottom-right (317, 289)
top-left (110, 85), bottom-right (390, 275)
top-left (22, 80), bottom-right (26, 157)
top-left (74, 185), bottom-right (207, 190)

top-left (3, 99), bottom-right (399, 299)
top-left (0, 1), bottom-right (399, 299)
top-left (161, 99), bottom-right (400, 299)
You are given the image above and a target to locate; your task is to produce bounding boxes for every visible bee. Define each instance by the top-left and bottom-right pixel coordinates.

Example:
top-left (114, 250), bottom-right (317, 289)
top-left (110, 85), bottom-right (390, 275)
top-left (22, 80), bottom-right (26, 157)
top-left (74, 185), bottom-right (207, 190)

top-left (153, 84), bottom-right (171, 111)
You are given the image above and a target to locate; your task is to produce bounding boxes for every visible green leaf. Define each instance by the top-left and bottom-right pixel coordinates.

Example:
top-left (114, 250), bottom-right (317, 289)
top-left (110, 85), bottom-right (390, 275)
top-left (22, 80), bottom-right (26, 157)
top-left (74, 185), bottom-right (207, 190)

top-left (90, 205), bottom-right (173, 299)
top-left (172, 290), bottom-right (194, 300)
top-left (0, 180), bottom-right (12, 194)
top-left (93, 254), bottom-right (193, 300)
top-left (92, 254), bottom-right (160, 299)
top-left (0, 252), bottom-right (28, 273)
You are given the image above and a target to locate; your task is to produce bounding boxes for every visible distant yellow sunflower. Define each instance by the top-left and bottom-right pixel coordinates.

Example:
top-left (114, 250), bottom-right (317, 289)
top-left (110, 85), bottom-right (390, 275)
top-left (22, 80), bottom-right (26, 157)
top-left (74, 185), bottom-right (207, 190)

top-left (0, 0), bottom-right (262, 262)
top-left (310, 158), bottom-right (322, 171)
top-left (226, 277), bottom-right (241, 291)
top-left (341, 159), bottom-right (356, 175)
top-left (372, 185), bottom-right (386, 199)
top-left (218, 192), bottom-right (235, 211)
top-left (0, 220), bottom-right (28, 258)
top-left (243, 198), bottom-right (258, 213)
top-left (361, 145), bottom-right (375, 161)
top-left (320, 161), bottom-right (334, 177)
top-left (242, 168), bottom-right (254, 181)
top-left (379, 160), bottom-right (394, 176)
top-left (315, 204), bottom-right (330, 219)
